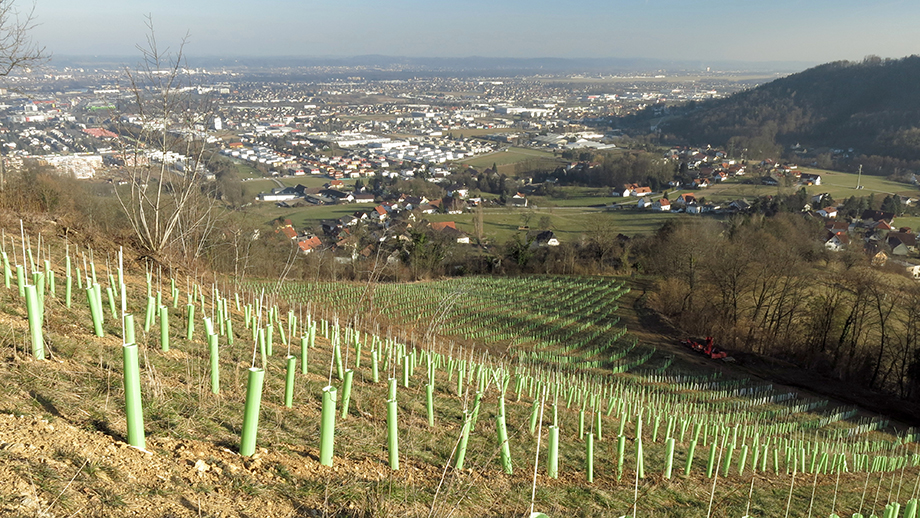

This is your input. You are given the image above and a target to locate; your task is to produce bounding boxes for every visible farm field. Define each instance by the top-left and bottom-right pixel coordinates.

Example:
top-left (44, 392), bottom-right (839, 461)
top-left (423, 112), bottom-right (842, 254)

top-left (427, 207), bottom-right (679, 243)
top-left (687, 168), bottom-right (918, 205)
top-left (0, 221), bottom-right (917, 517)
top-left (459, 146), bottom-right (564, 171)
top-left (246, 196), bottom-right (677, 243)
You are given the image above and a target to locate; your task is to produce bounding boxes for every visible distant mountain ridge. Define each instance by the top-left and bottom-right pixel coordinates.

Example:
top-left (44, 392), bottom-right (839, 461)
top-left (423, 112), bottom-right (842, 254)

top-left (659, 56), bottom-right (920, 160)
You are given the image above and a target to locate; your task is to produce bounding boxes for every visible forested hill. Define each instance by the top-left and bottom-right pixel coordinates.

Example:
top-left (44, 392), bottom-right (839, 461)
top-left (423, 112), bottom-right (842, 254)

top-left (659, 56), bottom-right (920, 160)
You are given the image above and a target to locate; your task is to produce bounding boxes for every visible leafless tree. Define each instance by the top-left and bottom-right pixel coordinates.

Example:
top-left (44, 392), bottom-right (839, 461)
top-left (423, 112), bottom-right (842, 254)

top-left (0, 0), bottom-right (47, 191)
top-left (114, 17), bottom-right (218, 263)
top-left (0, 0), bottom-right (46, 77)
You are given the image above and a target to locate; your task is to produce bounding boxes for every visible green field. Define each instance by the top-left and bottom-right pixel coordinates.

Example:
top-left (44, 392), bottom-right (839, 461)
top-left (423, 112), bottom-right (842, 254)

top-left (444, 128), bottom-right (511, 138)
top-left (427, 206), bottom-right (677, 243)
top-left (894, 216), bottom-right (920, 231)
top-left (459, 146), bottom-right (564, 171)
top-left (238, 165), bottom-right (920, 243)
top-left (692, 168), bottom-right (919, 204)
top-left (243, 176), bottom-right (359, 200)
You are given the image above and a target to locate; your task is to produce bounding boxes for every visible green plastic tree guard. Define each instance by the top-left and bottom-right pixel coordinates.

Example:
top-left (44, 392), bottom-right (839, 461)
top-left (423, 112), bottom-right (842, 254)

top-left (372, 348), bottom-right (379, 383)
top-left (454, 411), bottom-right (471, 470)
top-left (300, 335), bottom-right (308, 375)
top-left (159, 306), bottom-right (169, 351)
top-left (685, 439), bottom-right (698, 476)
top-left (86, 285), bottom-right (104, 337)
top-left (123, 314), bottom-right (135, 345)
top-left (144, 295), bottom-right (155, 333)
top-left (496, 412), bottom-right (512, 475)
top-left (208, 334), bottom-right (220, 394)
top-left (122, 343), bottom-right (145, 449)
top-left (15, 264), bottom-right (24, 298)
top-left (586, 432), bottom-right (595, 483)
top-left (707, 439), bottom-right (718, 478)
top-left (65, 275), bottom-right (72, 308)
top-left (548, 425), bottom-right (560, 479)
top-left (595, 410), bottom-right (602, 441)
top-left (665, 437), bottom-right (675, 479)
top-left (239, 367), bottom-right (265, 456)
top-left (319, 386), bottom-right (337, 466)
top-left (333, 339), bottom-right (342, 379)
top-left (426, 383), bottom-right (434, 427)
top-left (387, 396), bottom-right (399, 470)
top-left (340, 369), bottom-right (354, 418)
top-left (284, 355), bottom-right (296, 408)
top-left (105, 286), bottom-right (116, 318)
top-left (225, 318), bottom-right (233, 345)
top-left (186, 304), bottom-right (195, 340)
top-left (637, 437), bottom-right (645, 479)
top-left (530, 399), bottom-right (540, 435)
top-left (470, 391), bottom-right (483, 431)
top-left (24, 284), bottom-right (44, 360)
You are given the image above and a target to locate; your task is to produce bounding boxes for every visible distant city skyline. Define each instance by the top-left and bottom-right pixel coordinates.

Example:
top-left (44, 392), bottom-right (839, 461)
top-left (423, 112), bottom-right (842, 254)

top-left (29, 0), bottom-right (920, 66)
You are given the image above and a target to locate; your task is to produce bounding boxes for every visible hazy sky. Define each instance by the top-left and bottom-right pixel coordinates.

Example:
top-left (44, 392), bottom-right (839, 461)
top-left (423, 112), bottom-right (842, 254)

top-left (27, 0), bottom-right (920, 64)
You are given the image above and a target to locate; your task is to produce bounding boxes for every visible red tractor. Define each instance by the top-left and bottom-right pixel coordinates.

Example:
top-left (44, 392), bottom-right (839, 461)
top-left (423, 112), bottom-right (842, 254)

top-left (681, 336), bottom-right (728, 360)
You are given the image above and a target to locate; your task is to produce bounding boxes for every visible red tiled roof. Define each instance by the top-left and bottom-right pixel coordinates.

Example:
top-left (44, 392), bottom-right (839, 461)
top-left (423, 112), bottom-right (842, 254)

top-left (279, 226), bottom-right (297, 240)
top-left (431, 221), bottom-right (457, 232)
top-left (82, 127), bottom-right (118, 139)
top-left (298, 236), bottom-right (322, 252)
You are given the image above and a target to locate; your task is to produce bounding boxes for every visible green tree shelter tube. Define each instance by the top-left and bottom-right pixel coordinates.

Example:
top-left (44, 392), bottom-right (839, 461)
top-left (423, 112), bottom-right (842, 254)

top-left (496, 412), bottom-right (512, 474)
top-left (426, 383), bottom-right (435, 427)
top-left (239, 367), bottom-right (265, 457)
top-left (455, 411), bottom-right (472, 470)
top-left (685, 439), bottom-right (698, 476)
top-left (340, 369), bottom-right (354, 418)
top-left (320, 386), bottom-right (337, 466)
top-left (664, 437), bottom-right (675, 479)
top-left (86, 285), bottom-right (104, 337)
top-left (122, 343), bottom-right (145, 449)
top-left (372, 348), bottom-right (379, 383)
top-left (300, 336), bottom-right (308, 375)
top-left (159, 306), bottom-right (169, 351)
top-left (548, 425), bottom-right (560, 479)
top-left (387, 396), bottom-right (399, 470)
top-left (15, 264), bottom-right (24, 298)
top-left (186, 304), bottom-right (195, 340)
top-left (586, 432), bottom-right (595, 483)
top-left (24, 284), bottom-right (44, 360)
top-left (65, 274), bottom-right (72, 308)
top-left (105, 286), bottom-right (116, 318)
top-left (284, 355), bottom-right (296, 408)
top-left (124, 314), bottom-right (135, 345)
top-left (144, 295), bottom-right (155, 333)
top-left (208, 334), bottom-right (219, 394)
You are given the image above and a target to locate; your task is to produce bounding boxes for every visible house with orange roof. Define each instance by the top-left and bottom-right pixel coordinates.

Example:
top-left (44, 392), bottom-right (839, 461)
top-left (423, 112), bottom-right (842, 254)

top-left (297, 235), bottom-right (323, 255)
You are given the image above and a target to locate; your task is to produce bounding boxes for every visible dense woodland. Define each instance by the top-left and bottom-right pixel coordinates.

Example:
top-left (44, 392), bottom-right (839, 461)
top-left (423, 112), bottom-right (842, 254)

top-left (640, 216), bottom-right (920, 399)
top-left (645, 56), bottom-right (920, 168)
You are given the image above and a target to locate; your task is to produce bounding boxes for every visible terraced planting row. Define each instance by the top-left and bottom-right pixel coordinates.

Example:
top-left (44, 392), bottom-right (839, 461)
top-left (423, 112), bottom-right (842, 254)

top-left (256, 276), bottom-right (645, 371)
top-left (2, 226), bottom-right (920, 516)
